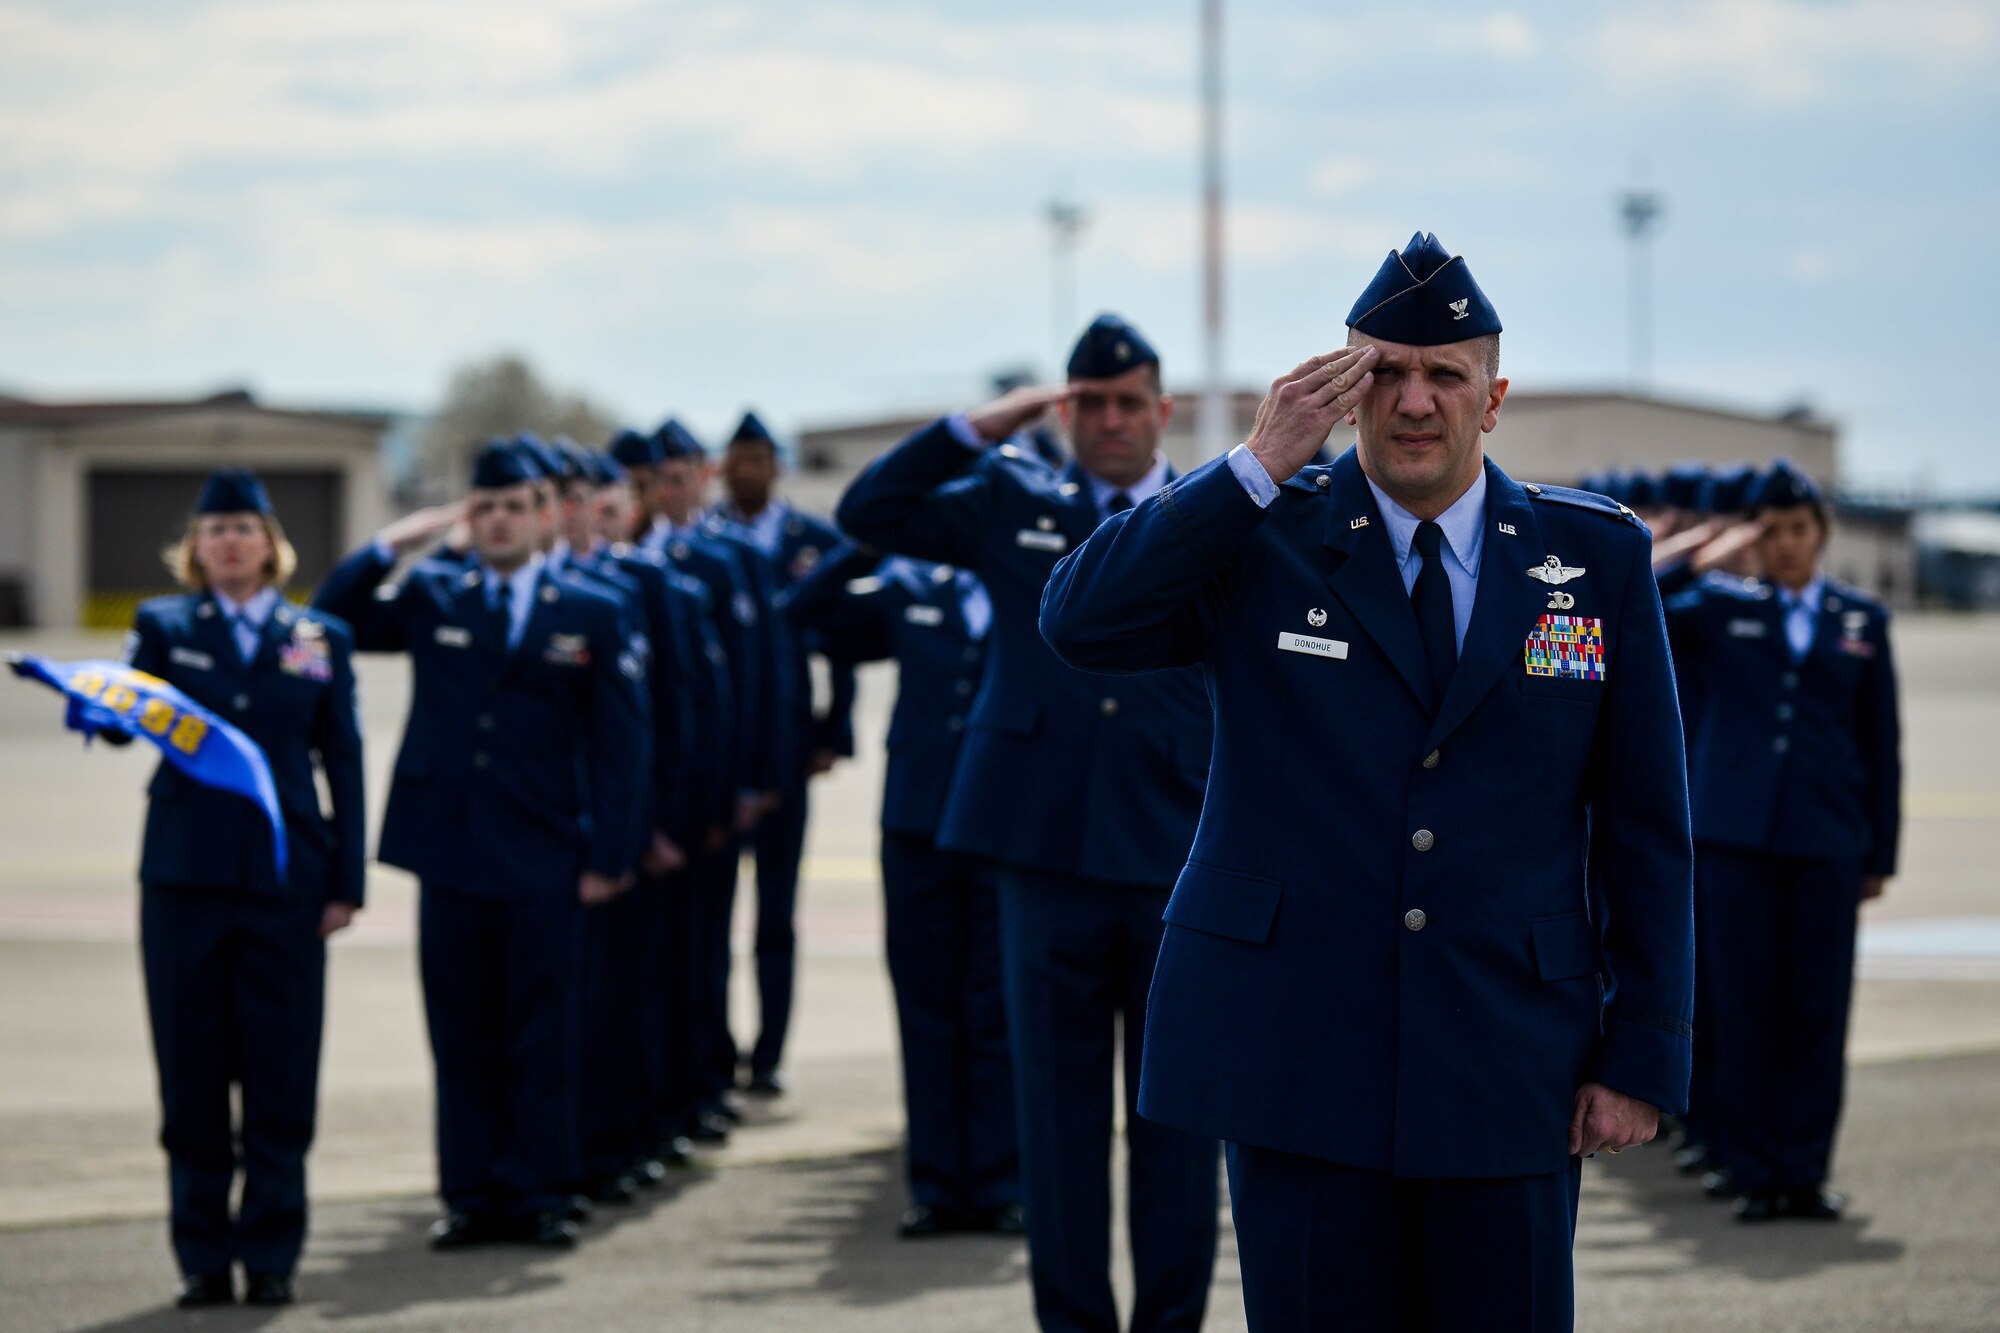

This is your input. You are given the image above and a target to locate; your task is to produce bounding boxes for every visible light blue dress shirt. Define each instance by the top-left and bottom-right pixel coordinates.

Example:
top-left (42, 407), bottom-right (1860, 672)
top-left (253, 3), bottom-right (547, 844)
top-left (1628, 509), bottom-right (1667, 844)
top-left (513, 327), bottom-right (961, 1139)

top-left (956, 571), bottom-right (993, 641)
top-left (1227, 443), bottom-right (1485, 651)
top-left (715, 501), bottom-right (788, 557)
top-left (482, 554), bottom-right (545, 651)
top-left (212, 586), bottom-right (280, 663)
top-left (1778, 575), bottom-right (1824, 661)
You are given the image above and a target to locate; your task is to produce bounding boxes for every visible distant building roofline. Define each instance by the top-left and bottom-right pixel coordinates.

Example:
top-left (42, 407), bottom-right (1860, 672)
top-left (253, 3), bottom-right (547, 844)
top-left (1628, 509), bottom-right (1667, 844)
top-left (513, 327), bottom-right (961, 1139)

top-left (0, 387), bottom-right (394, 431)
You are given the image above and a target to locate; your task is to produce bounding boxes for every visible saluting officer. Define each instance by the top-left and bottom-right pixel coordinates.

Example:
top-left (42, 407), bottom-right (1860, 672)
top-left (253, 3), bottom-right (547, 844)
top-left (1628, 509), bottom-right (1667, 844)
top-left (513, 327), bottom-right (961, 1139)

top-left (839, 315), bottom-right (1218, 1333)
top-left (120, 469), bottom-right (364, 1309)
top-left (1664, 460), bottom-right (1901, 1221)
top-left (1041, 234), bottom-right (1694, 1333)
top-left (315, 441), bottom-right (647, 1249)
top-left (783, 539), bottom-right (1021, 1238)
top-left (710, 410), bottom-right (855, 1096)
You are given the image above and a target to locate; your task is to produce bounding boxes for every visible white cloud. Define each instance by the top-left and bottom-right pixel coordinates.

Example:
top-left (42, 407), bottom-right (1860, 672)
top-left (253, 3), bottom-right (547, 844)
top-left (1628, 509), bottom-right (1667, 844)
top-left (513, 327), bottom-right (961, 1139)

top-left (1309, 156), bottom-right (1374, 196)
top-left (1588, 0), bottom-right (1994, 104)
top-left (1480, 13), bottom-right (1541, 58)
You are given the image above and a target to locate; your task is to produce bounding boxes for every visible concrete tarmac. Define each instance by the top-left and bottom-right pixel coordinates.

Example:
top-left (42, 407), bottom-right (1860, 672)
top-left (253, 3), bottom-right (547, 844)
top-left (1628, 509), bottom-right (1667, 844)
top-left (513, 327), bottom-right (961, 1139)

top-left (2, 614), bottom-right (1998, 1330)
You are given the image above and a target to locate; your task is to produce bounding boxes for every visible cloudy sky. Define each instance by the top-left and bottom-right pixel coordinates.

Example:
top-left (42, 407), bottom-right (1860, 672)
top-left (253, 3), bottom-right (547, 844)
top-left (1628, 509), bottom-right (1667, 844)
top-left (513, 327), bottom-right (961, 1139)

top-left (1, 0), bottom-right (1995, 491)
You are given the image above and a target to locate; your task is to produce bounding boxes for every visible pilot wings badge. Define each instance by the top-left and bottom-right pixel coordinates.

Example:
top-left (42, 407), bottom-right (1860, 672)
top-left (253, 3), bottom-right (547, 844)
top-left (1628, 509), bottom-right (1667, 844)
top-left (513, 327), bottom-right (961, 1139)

top-left (1526, 555), bottom-right (1585, 586)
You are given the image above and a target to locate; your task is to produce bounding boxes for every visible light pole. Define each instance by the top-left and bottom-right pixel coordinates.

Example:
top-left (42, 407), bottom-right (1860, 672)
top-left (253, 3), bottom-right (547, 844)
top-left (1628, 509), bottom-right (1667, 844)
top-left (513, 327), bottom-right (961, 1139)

top-left (1197, 0), bottom-right (1230, 459)
top-left (1618, 185), bottom-right (1665, 390)
top-left (1045, 195), bottom-right (1088, 376)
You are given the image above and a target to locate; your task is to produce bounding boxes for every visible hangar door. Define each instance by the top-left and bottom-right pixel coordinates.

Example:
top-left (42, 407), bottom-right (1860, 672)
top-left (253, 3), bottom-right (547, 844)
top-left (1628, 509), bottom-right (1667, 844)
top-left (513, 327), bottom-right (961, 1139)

top-left (85, 469), bottom-right (342, 628)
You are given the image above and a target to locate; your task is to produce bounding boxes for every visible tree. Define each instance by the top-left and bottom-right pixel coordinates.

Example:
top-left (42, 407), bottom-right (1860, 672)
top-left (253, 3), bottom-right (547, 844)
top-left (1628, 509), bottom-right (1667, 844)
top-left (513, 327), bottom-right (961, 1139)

top-left (412, 354), bottom-right (619, 503)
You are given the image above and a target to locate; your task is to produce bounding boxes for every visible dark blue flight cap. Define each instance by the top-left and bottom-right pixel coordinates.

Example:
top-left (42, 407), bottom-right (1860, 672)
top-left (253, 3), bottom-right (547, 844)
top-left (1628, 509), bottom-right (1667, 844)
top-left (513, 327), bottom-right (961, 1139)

top-left (1699, 463), bottom-right (1757, 516)
top-left (1066, 313), bottom-right (1159, 380)
top-left (1626, 472), bottom-right (1661, 509)
top-left (653, 418), bottom-right (706, 462)
top-left (1347, 232), bottom-right (1501, 345)
top-left (471, 437), bottom-right (542, 489)
top-left (728, 411), bottom-right (779, 450)
top-left (546, 435), bottom-right (593, 484)
top-left (1748, 458), bottom-right (1823, 511)
top-left (587, 451), bottom-right (627, 486)
top-left (195, 467), bottom-right (273, 516)
top-left (606, 428), bottom-right (658, 470)
top-left (510, 432), bottom-right (570, 482)
top-left (1661, 463), bottom-right (1710, 511)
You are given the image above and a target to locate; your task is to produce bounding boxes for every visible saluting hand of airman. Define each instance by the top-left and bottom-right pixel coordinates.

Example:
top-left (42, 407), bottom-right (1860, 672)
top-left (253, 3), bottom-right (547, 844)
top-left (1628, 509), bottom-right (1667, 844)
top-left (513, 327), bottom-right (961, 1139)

top-left (1245, 345), bottom-right (1380, 485)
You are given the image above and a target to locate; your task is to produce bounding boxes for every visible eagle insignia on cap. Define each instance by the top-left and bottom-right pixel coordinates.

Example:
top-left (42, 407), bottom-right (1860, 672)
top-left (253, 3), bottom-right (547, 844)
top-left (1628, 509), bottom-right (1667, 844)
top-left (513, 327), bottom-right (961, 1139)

top-left (1115, 341), bottom-right (1131, 361)
top-left (1448, 299), bottom-right (1469, 320)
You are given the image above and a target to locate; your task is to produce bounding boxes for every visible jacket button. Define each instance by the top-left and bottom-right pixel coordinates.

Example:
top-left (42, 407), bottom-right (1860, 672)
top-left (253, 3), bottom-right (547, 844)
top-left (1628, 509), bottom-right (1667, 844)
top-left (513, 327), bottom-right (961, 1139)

top-left (1422, 749), bottom-right (1440, 770)
top-left (233, 694), bottom-right (251, 711)
top-left (1404, 908), bottom-right (1427, 931)
top-left (1100, 697), bottom-right (1119, 716)
top-left (1776, 703), bottom-right (1795, 722)
top-left (1411, 829), bottom-right (1435, 852)
top-left (472, 752), bottom-right (489, 770)
top-left (477, 713), bottom-right (496, 731)
top-left (1772, 736), bottom-right (1791, 755)
top-left (1781, 672), bottom-right (1800, 690)
top-left (955, 679), bottom-right (973, 696)
top-left (947, 716), bottom-right (964, 733)
top-left (963, 647), bottom-right (980, 663)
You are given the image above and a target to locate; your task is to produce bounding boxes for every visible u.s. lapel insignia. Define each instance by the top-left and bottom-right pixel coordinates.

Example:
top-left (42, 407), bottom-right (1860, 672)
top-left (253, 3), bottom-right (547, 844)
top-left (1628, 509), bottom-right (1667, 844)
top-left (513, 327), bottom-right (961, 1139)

top-left (1497, 522), bottom-right (1517, 536)
top-left (1306, 607), bottom-right (1328, 628)
top-left (1350, 517), bottom-right (1370, 531)
top-left (540, 584), bottom-right (560, 603)
top-left (1037, 516), bottom-right (1057, 532)
top-left (1526, 555), bottom-right (1586, 586)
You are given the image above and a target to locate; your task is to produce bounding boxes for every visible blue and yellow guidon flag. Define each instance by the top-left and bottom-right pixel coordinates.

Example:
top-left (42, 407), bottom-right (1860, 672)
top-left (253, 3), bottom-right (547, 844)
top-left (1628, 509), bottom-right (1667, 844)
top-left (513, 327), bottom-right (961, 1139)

top-left (7, 654), bottom-right (288, 882)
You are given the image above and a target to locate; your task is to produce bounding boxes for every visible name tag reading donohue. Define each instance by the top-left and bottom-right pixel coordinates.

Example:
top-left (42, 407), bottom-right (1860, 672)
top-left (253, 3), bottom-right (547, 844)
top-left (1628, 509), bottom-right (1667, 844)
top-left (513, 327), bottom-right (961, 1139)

top-left (1277, 632), bottom-right (1349, 661)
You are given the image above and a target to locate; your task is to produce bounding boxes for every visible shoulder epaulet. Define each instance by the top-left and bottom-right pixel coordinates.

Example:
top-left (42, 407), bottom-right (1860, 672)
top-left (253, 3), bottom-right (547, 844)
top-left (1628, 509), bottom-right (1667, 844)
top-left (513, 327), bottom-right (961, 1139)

top-left (1523, 483), bottom-right (1642, 526)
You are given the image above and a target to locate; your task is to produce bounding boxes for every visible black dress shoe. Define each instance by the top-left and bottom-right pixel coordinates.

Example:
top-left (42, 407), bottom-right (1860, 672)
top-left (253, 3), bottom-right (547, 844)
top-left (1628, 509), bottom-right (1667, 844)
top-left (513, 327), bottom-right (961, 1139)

top-left (243, 1274), bottom-right (295, 1306)
top-left (706, 1095), bottom-right (745, 1124)
top-left (743, 1069), bottom-right (786, 1096)
top-left (586, 1172), bottom-right (638, 1205)
top-left (175, 1273), bottom-right (234, 1307)
top-left (1673, 1143), bottom-right (1711, 1175)
top-left (429, 1210), bottom-right (493, 1250)
top-left (1734, 1187), bottom-right (1787, 1222)
top-left (687, 1113), bottom-right (731, 1144)
top-left (632, 1156), bottom-right (668, 1186)
top-left (976, 1203), bottom-right (1027, 1235)
top-left (525, 1212), bottom-right (580, 1247)
top-left (1701, 1167), bottom-right (1741, 1200)
top-left (562, 1194), bottom-right (593, 1224)
top-left (899, 1205), bottom-right (946, 1238)
top-left (1784, 1187), bottom-right (1846, 1220)
top-left (656, 1135), bottom-right (696, 1167)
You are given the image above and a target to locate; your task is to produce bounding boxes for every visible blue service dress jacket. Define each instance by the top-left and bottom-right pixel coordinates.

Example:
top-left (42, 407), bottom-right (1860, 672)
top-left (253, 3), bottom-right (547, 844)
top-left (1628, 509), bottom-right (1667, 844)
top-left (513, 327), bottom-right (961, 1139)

top-left (125, 593), bottom-right (366, 904)
top-left (1039, 447), bottom-right (1696, 1178)
top-left (781, 541), bottom-right (988, 839)
top-left (836, 420), bottom-right (1211, 888)
top-left (1665, 574), bottom-right (1901, 874)
top-left (314, 546), bottom-right (647, 895)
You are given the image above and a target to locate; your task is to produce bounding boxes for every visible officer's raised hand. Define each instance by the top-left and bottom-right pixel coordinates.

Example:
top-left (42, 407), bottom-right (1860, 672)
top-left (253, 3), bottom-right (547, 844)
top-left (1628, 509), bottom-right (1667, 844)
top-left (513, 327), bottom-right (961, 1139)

top-left (375, 500), bottom-right (469, 557)
top-left (963, 384), bottom-right (1076, 443)
top-left (1243, 345), bottom-right (1379, 485)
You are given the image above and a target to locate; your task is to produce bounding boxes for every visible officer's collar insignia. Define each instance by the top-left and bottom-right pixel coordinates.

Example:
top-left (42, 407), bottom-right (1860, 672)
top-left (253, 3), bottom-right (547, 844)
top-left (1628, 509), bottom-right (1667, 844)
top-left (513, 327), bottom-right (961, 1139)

top-left (1058, 482), bottom-right (1081, 497)
top-left (274, 605), bottom-right (295, 625)
top-left (1350, 516), bottom-right (1370, 530)
top-left (1037, 516), bottom-right (1057, 531)
top-left (1526, 555), bottom-right (1585, 585)
top-left (196, 601), bottom-right (216, 618)
top-left (1497, 521), bottom-right (1517, 536)
top-left (931, 565), bottom-right (955, 582)
top-left (540, 584), bottom-right (560, 603)
top-left (461, 570), bottom-right (480, 589)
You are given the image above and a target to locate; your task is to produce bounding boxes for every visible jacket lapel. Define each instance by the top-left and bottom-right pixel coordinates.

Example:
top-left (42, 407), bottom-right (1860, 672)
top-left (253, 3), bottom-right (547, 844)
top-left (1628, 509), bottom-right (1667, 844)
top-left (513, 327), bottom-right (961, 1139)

top-left (249, 601), bottom-right (295, 673)
top-left (507, 570), bottom-right (560, 674)
top-left (1319, 450), bottom-right (1431, 711)
top-left (454, 568), bottom-right (508, 656)
top-left (1427, 463), bottom-right (1546, 748)
top-left (193, 593), bottom-right (246, 678)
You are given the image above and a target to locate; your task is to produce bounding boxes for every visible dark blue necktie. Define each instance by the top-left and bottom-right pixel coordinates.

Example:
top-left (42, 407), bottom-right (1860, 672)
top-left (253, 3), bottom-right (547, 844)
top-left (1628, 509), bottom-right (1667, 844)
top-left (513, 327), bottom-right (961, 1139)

top-left (1105, 491), bottom-right (1133, 517)
top-left (1411, 520), bottom-right (1457, 710)
top-left (487, 584), bottom-right (513, 650)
